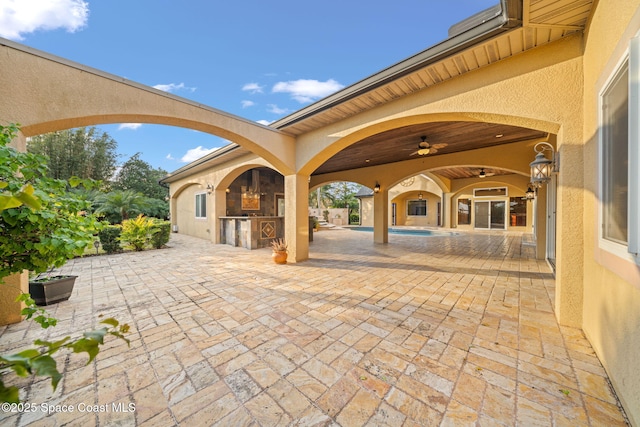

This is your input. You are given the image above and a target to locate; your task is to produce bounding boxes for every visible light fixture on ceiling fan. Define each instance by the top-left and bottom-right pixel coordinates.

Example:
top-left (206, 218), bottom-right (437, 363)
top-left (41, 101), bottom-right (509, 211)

top-left (478, 168), bottom-right (496, 179)
top-left (409, 136), bottom-right (447, 156)
top-left (417, 136), bottom-right (430, 155)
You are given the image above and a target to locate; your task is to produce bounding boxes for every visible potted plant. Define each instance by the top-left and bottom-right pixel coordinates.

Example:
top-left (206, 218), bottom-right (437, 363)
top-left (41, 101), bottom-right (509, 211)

top-left (271, 238), bottom-right (288, 264)
top-left (28, 271), bottom-right (78, 306)
top-left (0, 124), bottom-right (102, 304)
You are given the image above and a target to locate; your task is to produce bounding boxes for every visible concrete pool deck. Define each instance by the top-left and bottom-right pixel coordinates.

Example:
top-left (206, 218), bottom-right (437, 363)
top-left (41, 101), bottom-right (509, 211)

top-left (0, 229), bottom-right (629, 426)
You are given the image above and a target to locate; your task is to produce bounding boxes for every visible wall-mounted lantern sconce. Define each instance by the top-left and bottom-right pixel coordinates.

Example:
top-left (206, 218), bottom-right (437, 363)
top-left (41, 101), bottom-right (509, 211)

top-left (530, 142), bottom-right (559, 186)
top-left (206, 183), bottom-right (213, 194)
top-left (525, 186), bottom-right (536, 201)
top-left (374, 183), bottom-right (381, 193)
top-left (225, 188), bottom-right (230, 193)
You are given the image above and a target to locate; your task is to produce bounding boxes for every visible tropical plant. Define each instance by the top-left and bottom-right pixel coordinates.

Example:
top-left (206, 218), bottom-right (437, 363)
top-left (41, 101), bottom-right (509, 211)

top-left (142, 197), bottom-right (169, 220)
top-left (270, 238), bottom-right (288, 252)
top-left (94, 189), bottom-right (150, 223)
top-left (119, 214), bottom-right (157, 251)
top-left (308, 185), bottom-right (333, 209)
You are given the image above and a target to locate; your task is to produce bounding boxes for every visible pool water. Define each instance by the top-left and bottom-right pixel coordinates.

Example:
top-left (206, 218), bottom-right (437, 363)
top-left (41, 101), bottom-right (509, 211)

top-left (347, 227), bottom-right (455, 236)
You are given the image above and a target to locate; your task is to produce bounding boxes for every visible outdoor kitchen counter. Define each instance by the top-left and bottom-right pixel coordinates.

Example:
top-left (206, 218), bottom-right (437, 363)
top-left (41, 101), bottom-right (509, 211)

top-left (219, 216), bottom-right (284, 249)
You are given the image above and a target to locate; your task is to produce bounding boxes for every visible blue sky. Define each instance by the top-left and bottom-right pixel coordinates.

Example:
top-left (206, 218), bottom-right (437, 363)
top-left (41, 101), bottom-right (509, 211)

top-left (1, 0), bottom-right (499, 171)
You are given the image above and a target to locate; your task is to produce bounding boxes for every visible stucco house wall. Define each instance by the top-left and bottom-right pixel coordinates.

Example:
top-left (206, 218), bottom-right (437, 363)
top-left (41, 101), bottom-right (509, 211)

top-left (174, 184), bottom-right (210, 239)
top-left (581, 0), bottom-right (640, 423)
top-left (391, 192), bottom-right (440, 227)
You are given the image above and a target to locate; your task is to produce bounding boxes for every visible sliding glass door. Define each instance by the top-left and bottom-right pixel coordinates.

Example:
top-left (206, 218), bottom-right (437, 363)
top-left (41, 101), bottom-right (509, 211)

top-left (474, 201), bottom-right (506, 230)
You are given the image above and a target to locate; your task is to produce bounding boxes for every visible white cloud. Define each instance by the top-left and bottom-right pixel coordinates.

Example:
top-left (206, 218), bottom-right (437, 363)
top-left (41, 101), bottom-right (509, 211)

top-left (166, 153), bottom-right (175, 160)
top-left (153, 82), bottom-right (196, 93)
top-left (0, 0), bottom-right (89, 40)
top-left (272, 79), bottom-right (344, 103)
top-left (256, 119), bottom-right (272, 126)
top-left (118, 123), bottom-right (142, 130)
top-left (242, 83), bottom-right (264, 94)
top-left (181, 146), bottom-right (216, 163)
top-left (241, 100), bottom-right (255, 108)
top-left (267, 104), bottom-right (288, 115)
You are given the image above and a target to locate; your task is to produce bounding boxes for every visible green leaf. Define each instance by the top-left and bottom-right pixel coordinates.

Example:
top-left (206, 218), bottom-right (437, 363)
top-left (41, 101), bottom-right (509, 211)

top-left (31, 355), bottom-right (62, 390)
top-left (15, 184), bottom-right (41, 209)
top-left (70, 338), bottom-right (101, 364)
top-left (100, 318), bottom-right (119, 327)
top-left (84, 328), bottom-right (108, 344)
top-left (0, 380), bottom-right (20, 404)
top-left (68, 176), bottom-right (83, 188)
top-left (0, 195), bottom-right (23, 211)
top-left (15, 349), bottom-right (41, 359)
top-left (34, 337), bottom-right (71, 353)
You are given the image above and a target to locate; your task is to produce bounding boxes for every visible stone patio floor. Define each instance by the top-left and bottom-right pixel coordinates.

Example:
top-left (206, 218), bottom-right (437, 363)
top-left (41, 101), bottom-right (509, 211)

top-left (0, 229), bottom-right (630, 426)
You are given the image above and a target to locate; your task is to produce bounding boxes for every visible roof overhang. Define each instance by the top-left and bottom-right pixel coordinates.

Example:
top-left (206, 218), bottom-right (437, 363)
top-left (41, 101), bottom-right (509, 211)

top-left (270, 0), bottom-right (590, 136)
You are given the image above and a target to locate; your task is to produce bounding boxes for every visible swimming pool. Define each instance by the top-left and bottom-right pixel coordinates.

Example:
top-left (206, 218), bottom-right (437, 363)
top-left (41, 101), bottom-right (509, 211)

top-left (347, 226), bottom-right (456, 236)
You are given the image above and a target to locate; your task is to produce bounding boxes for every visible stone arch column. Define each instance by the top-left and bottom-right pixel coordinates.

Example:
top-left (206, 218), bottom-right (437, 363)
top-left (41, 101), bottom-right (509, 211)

top-left (284, 174), bottom-right (309, 262)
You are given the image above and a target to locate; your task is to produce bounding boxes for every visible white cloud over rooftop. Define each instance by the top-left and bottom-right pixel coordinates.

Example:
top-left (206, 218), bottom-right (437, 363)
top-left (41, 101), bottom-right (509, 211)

top-left (272, 79), bottom-right (344, 103)
top-left (181, 146), bottom-right (216, 163)
top-left (0, 0), bottom-right (89, 40)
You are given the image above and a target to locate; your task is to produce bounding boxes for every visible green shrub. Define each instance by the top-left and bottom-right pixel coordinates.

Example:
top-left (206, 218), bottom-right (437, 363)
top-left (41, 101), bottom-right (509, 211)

top-left (98, 225), bottom-right (122, 254)
top-left (119, 214), bottom-right (156, 251)
top-left (0, 124), bottom-right (103, 278)
top-left (349, 213), bottom-right (360, 224)
top-left (150, 219), bottom-right (171, 249)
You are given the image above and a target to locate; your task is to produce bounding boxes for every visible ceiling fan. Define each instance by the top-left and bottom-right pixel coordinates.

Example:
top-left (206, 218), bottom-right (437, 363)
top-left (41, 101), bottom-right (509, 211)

top-left (409, 136), bottom-right (447, 156)
top-left (478, 168), bottom-right (496, 178)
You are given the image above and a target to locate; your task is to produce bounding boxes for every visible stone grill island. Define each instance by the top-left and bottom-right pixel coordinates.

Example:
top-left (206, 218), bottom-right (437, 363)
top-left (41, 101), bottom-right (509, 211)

top-left (220, 215), bottom-right (284, 249)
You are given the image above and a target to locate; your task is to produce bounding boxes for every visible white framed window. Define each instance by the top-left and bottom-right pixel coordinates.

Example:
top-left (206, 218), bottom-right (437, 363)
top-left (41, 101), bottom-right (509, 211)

top-left (407, 199), bottom-right (427, 216)
top-left (474, 187), bottom-right (507, 198)
top-left (195, 193), bottom-right (207, 219)
top-left (599, 35), bottom-right (640, 263)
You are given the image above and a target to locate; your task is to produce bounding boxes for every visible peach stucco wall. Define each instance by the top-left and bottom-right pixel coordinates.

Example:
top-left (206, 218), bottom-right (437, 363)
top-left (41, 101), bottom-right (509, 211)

top-left (581, 0), bottom-right (640, 424)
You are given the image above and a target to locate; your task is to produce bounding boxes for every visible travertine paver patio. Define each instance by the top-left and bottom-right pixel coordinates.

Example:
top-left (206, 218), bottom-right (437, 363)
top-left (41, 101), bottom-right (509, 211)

top-left (0, 229), bottom-right (629, 426)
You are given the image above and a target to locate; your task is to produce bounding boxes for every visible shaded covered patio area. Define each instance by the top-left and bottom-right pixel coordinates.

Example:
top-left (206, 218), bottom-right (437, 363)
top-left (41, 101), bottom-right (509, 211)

top-left (0, 230), bottom-right (628, 426)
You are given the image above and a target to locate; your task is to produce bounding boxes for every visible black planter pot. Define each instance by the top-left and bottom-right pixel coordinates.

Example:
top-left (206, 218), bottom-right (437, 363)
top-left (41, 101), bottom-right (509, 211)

top-left (29, 275), bottom-right (77, 306)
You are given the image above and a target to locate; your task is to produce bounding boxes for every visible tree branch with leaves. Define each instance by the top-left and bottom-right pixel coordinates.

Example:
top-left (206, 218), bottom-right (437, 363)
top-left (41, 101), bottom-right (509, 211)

top-left (0, 124), bottom-right (131, 403)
